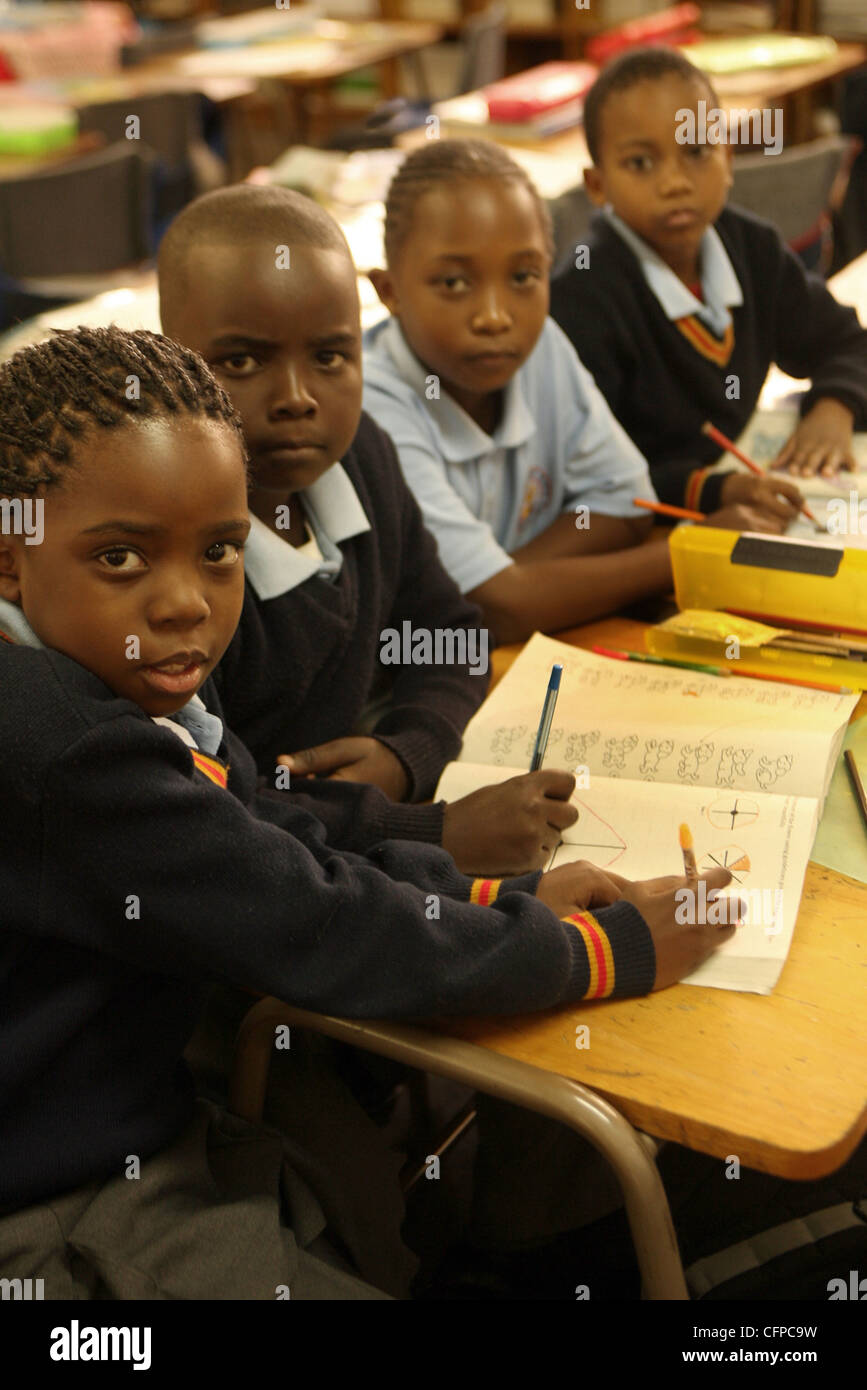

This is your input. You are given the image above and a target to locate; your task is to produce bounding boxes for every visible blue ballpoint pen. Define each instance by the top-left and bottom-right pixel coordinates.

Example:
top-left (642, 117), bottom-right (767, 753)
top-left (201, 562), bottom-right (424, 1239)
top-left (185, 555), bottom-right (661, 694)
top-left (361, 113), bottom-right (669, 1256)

top-left (529, 663), bottom-right (562, 771)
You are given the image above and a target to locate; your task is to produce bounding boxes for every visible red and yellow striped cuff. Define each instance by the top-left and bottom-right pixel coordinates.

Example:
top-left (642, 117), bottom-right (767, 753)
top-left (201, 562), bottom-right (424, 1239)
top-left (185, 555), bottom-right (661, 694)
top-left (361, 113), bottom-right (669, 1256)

top-left (191, 749), bottom-right (229, 789)
top-left (563, 911), bottom-right (616, 999)
top-left (684, 467), bottom-right (711, 514)
top-left (469, 878), bottom-right (502, 906)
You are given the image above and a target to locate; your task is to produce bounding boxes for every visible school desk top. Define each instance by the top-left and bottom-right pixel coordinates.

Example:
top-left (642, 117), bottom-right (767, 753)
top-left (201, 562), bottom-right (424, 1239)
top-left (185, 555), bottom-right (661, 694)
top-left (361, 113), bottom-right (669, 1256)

top-left (434, 613), bottom-right (867, 1181)
top-left (418, 40), bottom-right (867, 160)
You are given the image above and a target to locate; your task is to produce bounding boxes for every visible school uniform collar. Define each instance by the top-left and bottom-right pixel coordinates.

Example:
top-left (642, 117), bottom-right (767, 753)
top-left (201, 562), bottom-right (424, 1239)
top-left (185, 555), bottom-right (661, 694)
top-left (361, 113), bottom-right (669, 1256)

top-left (242, 461), bottom-right (371, 602)
top-left (602, 206), bottom-right (743, 336)
top-left (0, 596), bottom-right (223, 755)
top-left (382, 316), bottom-right (537, 463)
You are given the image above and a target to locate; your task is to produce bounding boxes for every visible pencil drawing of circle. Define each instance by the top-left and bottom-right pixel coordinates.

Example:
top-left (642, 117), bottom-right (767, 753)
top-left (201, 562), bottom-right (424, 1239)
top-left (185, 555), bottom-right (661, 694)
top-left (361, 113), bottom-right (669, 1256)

top-left (698, 846), bottom-right (751, 883)
top-left (706, 796), bottom-right (760, 830)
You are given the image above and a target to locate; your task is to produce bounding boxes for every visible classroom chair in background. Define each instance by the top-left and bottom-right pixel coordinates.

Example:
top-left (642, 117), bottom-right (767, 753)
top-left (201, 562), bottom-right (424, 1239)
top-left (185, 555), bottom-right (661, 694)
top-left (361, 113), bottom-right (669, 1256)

top-left (76, 91), bottom-right (224, 243)
top-left (548, 183), bottom-right (595, 278)
top-left (729, 134), bottom-right (857, 275)
top-left (0, 142), bottom-right (156, 331)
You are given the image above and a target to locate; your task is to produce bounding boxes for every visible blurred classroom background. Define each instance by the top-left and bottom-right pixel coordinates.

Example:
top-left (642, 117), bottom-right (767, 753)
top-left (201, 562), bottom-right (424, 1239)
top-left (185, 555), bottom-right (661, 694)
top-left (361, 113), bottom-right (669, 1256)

top-left (1, 0), bottom-right (867, 345)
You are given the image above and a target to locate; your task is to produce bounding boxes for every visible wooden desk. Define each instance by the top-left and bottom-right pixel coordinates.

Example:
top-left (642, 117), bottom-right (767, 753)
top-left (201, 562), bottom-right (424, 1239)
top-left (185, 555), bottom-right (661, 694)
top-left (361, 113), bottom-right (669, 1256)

top-left (442, 614), bottom-right (867, 1183)
top-left (423, 40), bottom-right (867, 159)
top-left (137, 19), bottom-right (442, 145)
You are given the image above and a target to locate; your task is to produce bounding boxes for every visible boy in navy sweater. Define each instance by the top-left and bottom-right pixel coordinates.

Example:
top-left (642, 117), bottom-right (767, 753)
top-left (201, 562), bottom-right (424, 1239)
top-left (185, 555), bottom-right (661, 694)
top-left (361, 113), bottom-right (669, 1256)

top-left (0, 327), bottom-right (735, 1299)
top-left (158, 186), bottom-right (574, 876)
top-left (550, 48), bottom-right (867, 513)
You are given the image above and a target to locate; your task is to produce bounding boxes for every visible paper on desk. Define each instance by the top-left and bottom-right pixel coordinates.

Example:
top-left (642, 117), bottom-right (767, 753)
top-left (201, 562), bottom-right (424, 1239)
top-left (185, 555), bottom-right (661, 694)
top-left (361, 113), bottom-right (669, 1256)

top-left (436, 760), bottom-right (819, 994)
top-left (457, 633), bottom-right (857, 805)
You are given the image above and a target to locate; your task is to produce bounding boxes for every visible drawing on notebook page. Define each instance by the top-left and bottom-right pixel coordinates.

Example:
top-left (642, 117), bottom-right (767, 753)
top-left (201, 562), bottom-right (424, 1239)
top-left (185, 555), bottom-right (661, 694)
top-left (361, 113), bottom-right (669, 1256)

top-left (706, 794), bottom-right (760, 829)
top-left (602, 734), bottom-right (638, 772)
top-left (565, 799), bottom-right (627, 869)
top-left (678, 741), bottom-right (715, 782)
top-left (699, 846), bottom-right (751, 883)
top-left (756, 754), bottom-right (793, 789)
top-left (716, 746), bottom-right (753, 787)
top-left (639, 737), bottom-right (674, 776)
top-left (565, 729), bottom-right (600, 765)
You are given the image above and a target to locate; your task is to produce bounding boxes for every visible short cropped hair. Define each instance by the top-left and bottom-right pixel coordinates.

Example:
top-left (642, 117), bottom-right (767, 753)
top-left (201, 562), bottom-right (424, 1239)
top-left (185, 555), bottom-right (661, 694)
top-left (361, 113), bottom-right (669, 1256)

top-left (583, 46), bottom-right (717, 165)
top-left (158, 185), bottom-right (351, 323)
top-left (382, 138), bottom-right (554, 266)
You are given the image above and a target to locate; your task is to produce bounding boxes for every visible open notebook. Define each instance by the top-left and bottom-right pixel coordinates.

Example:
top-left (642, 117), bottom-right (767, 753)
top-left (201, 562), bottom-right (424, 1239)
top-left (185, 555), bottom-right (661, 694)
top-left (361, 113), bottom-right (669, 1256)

top-left (436, 633), bottom-right (858, 994)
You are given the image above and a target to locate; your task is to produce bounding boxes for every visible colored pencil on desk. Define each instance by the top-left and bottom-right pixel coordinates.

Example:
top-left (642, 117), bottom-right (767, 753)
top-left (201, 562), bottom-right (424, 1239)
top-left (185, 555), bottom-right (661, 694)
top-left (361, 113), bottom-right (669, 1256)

top-left (633, 497), bottom-right (706, 522)
top-left (679, 823), bottom-right (699, 883)
top-left (701, 420), bottom-right (822, 527)
top-left (592, 645), bottom-right (729, 677)
top-left (529, 663), bottom-right (562, 771)
top-left (731, 668), bottom-right (853, 694)
top-left (844, 750), bottom-right (867, 833)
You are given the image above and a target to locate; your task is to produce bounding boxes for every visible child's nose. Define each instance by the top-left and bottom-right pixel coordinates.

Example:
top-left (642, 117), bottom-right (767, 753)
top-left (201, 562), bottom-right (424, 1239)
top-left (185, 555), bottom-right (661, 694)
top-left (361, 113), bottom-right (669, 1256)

top-left (658, 156), bottom-right (695, 195)
top-left (271, 364), bottom-right (317, 416)
top-left (471, 288), bottom-right (513, 333)
top-left (146, 574), bottom-right (210, 627)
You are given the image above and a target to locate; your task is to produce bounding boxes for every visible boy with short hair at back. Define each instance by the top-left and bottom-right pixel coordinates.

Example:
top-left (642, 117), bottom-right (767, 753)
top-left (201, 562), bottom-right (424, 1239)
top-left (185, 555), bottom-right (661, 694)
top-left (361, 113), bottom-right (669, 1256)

top-left (550, 47), bottom-right (867, 509)
top-left (0, 326), bottom-right (737, 1299)
top-left (158, 186), bottom-right (575, 877)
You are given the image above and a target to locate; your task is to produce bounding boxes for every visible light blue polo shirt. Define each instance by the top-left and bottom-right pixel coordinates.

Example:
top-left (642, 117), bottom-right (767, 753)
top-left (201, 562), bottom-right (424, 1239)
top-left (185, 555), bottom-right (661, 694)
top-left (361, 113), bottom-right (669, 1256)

top-left (243, 460), bottom-right (371, 601)
top-left (603, 208), bottom-right (743, 338)
top-left (362, 315), bottom-right (657, 594)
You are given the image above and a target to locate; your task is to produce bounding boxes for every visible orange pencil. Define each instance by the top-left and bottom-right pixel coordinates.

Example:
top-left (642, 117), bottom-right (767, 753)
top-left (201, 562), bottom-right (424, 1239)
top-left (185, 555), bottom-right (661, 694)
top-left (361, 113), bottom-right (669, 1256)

top-left (701, 421), bottom-right (821, 527)
top-left (679, 823), bottom-right (699, 882)
top-left (634, 497), bottom-right (705, 522)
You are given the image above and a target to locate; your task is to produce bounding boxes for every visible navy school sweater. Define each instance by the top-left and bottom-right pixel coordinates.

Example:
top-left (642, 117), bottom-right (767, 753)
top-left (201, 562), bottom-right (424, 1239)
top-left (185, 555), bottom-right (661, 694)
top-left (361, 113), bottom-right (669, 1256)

top-left (0, 643), bottom-right (655, 1210)
top-left (214, 411), bottom-right (488, 845)
top-left (550, 206), bottom-right (867, 511)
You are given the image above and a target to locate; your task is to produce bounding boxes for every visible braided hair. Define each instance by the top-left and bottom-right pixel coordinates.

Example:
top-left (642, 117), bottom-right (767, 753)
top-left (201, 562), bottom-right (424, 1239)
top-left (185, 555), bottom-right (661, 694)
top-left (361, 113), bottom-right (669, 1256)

top-left (383, 139), bottom-right (554, 267)
top-left (0, 325), bottom-right (246, 497)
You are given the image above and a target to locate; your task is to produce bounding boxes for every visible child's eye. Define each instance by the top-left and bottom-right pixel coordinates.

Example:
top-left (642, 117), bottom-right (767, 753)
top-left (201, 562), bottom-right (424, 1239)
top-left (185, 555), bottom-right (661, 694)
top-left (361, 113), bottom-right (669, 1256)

top-left (316, 350), bottom-right (346, 369)
top-left (97, 548), bottom-right (145, 572)
top-left (435, 273), bottom-right (470, 292)
top-left (205, 541), bottom-right (244, 566)
top-left (512, 268), bottom-right (542, 287)
top-left (687, 145), bottom-right (712, 160)
top-left (625, 155), bottom-right (653, 173)
top-left (217, 354), bottom-right (259, 375)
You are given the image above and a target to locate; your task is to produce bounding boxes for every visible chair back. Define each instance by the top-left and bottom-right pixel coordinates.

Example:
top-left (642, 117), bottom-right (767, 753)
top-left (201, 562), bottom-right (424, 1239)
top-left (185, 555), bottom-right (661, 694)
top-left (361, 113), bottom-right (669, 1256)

top-left (0, 143), bottom-right (155, 280)
top-left (730, 134), bottom-right (854, 256)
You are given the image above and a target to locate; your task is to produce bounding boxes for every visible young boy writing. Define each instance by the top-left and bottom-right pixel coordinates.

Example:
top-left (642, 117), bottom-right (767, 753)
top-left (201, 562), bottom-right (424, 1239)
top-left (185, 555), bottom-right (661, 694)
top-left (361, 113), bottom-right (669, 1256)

top-left (550, 47), bottom-right (867, 508)
top-left (0, 326), bottom-right (736, 1299)
top-left (158, 186), bottom-right (574, 875)
top-left (362, 138), bottom-right (795, 645)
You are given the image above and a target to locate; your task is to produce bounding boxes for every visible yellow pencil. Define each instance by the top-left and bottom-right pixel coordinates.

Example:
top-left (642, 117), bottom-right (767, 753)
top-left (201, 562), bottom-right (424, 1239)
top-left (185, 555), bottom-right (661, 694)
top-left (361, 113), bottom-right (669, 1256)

top-left (679, 822), bottom-right (699, 882)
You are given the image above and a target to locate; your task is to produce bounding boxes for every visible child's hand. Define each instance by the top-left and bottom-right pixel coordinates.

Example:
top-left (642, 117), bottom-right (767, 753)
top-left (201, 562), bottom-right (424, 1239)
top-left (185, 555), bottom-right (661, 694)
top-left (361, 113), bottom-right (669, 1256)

top-left (535, 858), bottom-right (623, 916)
top-left (773, 399), bottom-right (856, 477)
top-left (701, 502), bottom-right (789, 534)
top-left (719, 472), bottom-right (802, 525)
top-left (442, 771), bottom-right (578, 875)
top-left (278, 738), bottom-right (410, 800)
top-left (617, 869), bottom-right (743, 991)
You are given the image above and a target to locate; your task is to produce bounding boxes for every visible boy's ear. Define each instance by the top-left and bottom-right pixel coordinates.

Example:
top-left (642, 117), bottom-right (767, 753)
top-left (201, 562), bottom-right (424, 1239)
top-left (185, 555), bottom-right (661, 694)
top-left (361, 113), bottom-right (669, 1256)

top-left (583, 166), bottom-right (606, 208)
top-left (368, 268), bottom-right (399, 315)
top-left (0, 538), bottom-right (21, 602)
